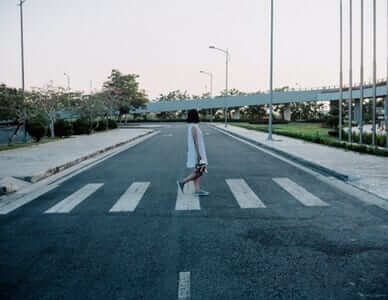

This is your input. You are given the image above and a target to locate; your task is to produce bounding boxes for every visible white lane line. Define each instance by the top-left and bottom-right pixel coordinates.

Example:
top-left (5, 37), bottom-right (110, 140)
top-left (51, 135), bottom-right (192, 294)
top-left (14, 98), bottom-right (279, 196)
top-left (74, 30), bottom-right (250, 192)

top-left (0, 184), bottom-right (58, 215)
top-left (45, 183), bottom-right (103, 213)
top-left (178, 272), bottom-right (191, 299)
top-left (109, 182), bottom-right (150, 212)
top-left (226, 179), bottom-right (266, 208)
top-left (175, 182), bottom-right (200, 211)
top-left (273, 178), bottom-right (329, 207)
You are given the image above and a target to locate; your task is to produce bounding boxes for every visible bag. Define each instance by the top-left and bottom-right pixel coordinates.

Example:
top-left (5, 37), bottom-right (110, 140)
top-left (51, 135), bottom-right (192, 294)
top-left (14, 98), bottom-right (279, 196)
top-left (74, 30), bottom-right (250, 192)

top-left (195, 160), bottom-right (208, 174)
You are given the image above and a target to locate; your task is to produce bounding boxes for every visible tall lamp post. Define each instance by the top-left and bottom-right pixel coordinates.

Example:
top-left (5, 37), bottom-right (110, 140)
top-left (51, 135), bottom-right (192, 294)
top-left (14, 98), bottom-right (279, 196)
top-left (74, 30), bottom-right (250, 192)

top-left (200, 70), bottom-right (214, 121)
top-left (64, 73), bottom-right (71, 90)
top-left (209, 45), bottom-right (229, 127)
top-left (339, 0), bottom-right (343, 141)
top-left (268, 0), bottom-right (274, 141)
top-left (18, 0), bottom-right (27, 142)
top-left (200, 70), bottom-right (213, 98)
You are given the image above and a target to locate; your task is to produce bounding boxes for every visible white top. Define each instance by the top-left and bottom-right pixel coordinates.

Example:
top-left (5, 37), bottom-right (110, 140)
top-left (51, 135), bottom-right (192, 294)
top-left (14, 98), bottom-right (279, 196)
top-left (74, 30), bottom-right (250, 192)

top-left (186, 124), bottom-right (208, 168)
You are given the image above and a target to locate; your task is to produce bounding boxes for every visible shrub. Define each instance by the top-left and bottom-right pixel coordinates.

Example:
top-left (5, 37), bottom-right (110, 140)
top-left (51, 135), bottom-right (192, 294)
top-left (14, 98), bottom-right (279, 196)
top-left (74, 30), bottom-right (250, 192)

top-left (73, 118), bottom-right (91, 135)
top-left (108, 119), bottom-right (118, 129)
top-left (54, 119), bottom-right (73, 137)
top-left (26, 114), bottom-right (48, 142)
top-left (94, 120), bottom-right (107, 132)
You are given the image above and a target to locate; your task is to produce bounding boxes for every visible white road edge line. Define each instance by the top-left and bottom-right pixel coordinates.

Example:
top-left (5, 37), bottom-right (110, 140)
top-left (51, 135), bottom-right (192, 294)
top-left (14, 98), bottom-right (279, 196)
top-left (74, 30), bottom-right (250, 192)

top-left (226, 179), bottom-right (266, 208)
top-left (178, 272), bottom-right (191, 299)
top-left (273, 177), bottom-right (329, 207)
top-left (45, 183), bottom-right (103, 213)
top-left (109, 182), bottom-right (150, 212)
top-left (213, 126), bottom-right (388, 212)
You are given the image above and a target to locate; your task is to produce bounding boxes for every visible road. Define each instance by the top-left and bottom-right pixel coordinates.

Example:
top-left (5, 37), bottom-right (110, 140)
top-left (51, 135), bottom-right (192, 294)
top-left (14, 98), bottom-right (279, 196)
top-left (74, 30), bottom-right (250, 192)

top-left (0, 124), bottom-right (387, 299)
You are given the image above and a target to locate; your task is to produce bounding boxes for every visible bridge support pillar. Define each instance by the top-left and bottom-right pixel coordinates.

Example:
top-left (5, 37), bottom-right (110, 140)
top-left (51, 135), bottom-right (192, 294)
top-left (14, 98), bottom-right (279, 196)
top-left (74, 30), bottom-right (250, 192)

top-left (284, 107), bottom-right (291, 121)
top-left (354, 99), bottom-right (361, 125)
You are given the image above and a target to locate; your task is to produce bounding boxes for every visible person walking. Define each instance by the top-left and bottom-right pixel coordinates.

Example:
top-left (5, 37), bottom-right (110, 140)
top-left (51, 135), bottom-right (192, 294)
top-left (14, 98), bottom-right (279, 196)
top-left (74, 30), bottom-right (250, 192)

top-left (177, 109), bottom-right (209, 196)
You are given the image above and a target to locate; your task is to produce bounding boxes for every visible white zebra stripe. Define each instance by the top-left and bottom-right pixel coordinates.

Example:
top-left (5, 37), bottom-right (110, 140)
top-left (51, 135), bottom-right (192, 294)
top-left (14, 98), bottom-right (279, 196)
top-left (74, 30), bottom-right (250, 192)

top-left (45, 183), bottom-right (103, 213)
top-left (109, 182), bottom-right (150, 212)
top-left (273, 178), bottom-right (329, 207)
top-left (175, 182), bottom-right (200, 211)
top-left (226, 179), bottom-right (266, 208)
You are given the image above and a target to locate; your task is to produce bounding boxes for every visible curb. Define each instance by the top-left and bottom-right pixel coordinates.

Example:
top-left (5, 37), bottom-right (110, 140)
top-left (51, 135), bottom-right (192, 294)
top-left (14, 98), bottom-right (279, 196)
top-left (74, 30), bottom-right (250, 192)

top-left (20, 130), bottom-right (154, 183)
top-left (213, 125), bottom-right (349, 182)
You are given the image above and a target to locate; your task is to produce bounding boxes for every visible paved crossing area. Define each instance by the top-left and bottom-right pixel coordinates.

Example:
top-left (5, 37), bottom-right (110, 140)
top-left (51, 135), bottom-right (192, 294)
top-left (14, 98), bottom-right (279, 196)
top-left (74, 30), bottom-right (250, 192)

top-left (1, 176), bottom-right (380, 215)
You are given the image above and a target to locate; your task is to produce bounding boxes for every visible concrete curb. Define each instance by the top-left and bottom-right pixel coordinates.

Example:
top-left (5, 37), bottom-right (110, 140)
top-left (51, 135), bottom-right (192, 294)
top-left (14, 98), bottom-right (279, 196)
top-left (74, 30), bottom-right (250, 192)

top-left (19, 130), bottom-right (154, 184)
top-left (213, 125), bottom-right (349, 182)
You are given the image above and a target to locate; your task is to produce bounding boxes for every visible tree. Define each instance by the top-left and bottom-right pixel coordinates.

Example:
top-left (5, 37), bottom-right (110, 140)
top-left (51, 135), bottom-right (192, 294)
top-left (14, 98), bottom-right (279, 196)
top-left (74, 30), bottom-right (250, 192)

top-left (103, 69), bottom-right (149, 121)
top-left (0, 83), bottom-right (33, 145)
top-left (29, 83), bottom-right (69, 138)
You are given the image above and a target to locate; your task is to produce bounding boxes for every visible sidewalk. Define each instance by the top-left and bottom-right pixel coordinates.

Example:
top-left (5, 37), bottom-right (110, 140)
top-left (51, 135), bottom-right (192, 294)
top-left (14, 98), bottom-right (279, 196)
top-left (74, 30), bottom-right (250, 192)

top-left (0, 128), bottom-right (154, 194)
top-left (212, 124), bottom-right (388, 201)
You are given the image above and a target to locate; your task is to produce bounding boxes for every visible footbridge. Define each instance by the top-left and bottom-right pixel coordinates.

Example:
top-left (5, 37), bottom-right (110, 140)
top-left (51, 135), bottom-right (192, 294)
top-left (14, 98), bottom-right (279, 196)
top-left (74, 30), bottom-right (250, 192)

top-left (134, 84), bottom-right (388, 114)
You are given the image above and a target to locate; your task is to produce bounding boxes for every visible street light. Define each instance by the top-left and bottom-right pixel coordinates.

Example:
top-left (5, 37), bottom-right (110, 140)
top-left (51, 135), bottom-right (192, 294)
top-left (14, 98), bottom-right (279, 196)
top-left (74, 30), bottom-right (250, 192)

top-left (200, 70), bottom-right (213, 98)
top-left (268, 0), bottom-right (274, 140)
top-left (200, 70), bottom-right (214, 121)
top-left (18, 0), bottom-right (27, 142)
top-left (209, 45), bottom-right (229, 127)
top-left (64, 73), bottom-right (70, 90)
top-left (339, 0), bottom-right (343, 141)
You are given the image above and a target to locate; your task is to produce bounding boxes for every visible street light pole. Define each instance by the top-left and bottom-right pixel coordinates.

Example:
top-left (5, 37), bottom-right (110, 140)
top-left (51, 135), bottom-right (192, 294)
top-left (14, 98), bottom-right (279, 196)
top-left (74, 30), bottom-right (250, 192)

top-left (200, 70), bottom-right (213, 98)
top-left (339, 0), bottom-right (343, 141)
top-left (18, 0), bottom-right (27, 142)
top-left (268, 0), bottom-right (274, 141)
top-left (349, 0), bottom-right (353, 144)
top-left (64, 73), bottom-right (70, 90)
top-left (209, 45), bottom-right (229, 127)
top-left (372, 0), bottom-right (377, 147)
top-left (360, 0), bottom-right (364, 144)
top-left (200, 70), bottom-right (214, 121)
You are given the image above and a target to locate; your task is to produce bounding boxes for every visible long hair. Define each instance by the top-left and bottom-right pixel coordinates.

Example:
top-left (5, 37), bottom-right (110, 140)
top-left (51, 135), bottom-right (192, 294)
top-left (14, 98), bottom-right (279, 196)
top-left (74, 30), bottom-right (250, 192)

top-left (187, 109), bottom-right (199, 123)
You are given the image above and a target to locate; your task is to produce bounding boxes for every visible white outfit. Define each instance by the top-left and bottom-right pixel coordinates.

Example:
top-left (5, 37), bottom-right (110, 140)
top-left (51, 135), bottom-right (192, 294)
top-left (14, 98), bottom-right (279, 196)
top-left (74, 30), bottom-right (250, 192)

top-left (186, 123), bottom-right (208, 168)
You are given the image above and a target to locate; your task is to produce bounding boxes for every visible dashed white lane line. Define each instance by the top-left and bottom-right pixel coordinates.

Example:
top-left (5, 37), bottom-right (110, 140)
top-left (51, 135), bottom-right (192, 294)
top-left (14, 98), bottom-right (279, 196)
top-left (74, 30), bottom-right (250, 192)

top-left (175, 182), bottom-right (200, 211)
top-left (178, 272), bottom-right (191, 299)
top-left (45, 183), bottom-right (103, 213)
top-left (273, 177), bottom-right (329, 207)
top-left (0, 184), bottom-right (58, 214)
top-left (226, 179), bottom-right (266, 208)
top-left (109, 182), bottom-right (150, 212)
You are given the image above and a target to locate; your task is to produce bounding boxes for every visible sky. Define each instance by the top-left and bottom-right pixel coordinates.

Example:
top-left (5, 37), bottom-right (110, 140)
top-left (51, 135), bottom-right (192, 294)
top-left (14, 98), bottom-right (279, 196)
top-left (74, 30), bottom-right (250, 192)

top-left (1, 0), bottom-right (387, 100)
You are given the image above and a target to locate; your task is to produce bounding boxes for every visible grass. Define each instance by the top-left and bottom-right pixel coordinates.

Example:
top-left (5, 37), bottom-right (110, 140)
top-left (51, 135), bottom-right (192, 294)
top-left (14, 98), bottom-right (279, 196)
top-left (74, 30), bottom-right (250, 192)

top-left (0, 137), bottom-right (62, 152)
top-left (231, 122), bottom-right (388, 157)
top-left (232, 122), bottom-right (337, 141)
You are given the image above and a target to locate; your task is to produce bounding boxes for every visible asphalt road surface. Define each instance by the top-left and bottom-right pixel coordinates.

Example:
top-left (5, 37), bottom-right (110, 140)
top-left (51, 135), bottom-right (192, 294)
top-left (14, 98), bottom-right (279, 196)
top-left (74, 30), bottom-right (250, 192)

top-left (1, 124), bottom-right (387, 300)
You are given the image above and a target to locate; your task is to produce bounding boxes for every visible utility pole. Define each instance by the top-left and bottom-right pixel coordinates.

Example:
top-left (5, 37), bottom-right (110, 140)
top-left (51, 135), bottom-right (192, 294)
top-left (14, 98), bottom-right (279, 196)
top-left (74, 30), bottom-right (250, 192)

top-left (18, 0), bottom-right (27, 142)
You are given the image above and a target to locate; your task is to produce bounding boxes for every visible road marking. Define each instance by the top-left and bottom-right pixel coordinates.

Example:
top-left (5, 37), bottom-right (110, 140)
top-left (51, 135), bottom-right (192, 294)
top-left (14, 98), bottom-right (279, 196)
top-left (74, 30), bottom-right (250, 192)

top-left (178, 272), bottom-right (191, 299)
top-left (214, 126), bottom-right (388, 212)
top-left (45, 183), bottom-right (103, 213)
top-left (0, 184), bottom-right (58, 214)
top-left (273, 178), bottom-right (329, 207)
top-left (175, 182), bottom-right (200, 211)
top-left (109, 182), bottom-right (150, 212)
top-left (226, 179), bottom-right (266, 208)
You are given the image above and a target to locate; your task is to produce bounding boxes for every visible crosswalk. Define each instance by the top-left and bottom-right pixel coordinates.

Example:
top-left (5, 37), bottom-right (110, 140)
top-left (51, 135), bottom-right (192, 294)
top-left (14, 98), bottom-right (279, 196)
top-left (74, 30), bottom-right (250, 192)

top-left (0, 177), bottom-right (335, 215)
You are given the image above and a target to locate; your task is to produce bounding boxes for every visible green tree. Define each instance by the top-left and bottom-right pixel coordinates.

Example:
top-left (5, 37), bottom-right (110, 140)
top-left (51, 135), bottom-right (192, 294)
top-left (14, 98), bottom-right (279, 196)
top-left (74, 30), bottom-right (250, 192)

top-left (103, 69), bottom-right (149, 121)
top-left (29, 83), bottom-right (69, 138)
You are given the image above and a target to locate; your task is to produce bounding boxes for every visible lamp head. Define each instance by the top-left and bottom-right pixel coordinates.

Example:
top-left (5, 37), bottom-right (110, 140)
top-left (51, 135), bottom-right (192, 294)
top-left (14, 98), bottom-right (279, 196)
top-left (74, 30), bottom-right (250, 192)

top-left (209, 46), bottom-right (215, 49)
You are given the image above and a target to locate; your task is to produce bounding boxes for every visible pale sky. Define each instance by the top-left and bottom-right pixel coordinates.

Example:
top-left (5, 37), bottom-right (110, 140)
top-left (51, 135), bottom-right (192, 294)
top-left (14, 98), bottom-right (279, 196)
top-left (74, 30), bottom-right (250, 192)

top-left (1, 0), bottom-right (387, 100)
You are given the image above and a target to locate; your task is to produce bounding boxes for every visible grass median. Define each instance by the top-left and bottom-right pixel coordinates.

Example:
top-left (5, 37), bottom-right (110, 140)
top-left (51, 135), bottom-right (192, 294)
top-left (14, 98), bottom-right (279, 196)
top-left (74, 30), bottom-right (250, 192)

top-left (231, 122), bottom-right (388, 157)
